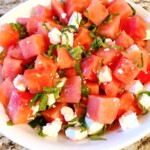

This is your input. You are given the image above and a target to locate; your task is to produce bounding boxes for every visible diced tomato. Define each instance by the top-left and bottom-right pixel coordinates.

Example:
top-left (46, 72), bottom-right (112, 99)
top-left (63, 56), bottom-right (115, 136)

top-left (33, 4), bottom-right (53, 20)
top-left (19, 34), bottom-right (47, 60)
top-left (0, 24), bottom-right (19, 49)
top-left (41, 103), bottom-right (67, 123)
top-left (85, 81), bottom-right (99, 95)
top-left (16, 17), bottom-right (29, 26)
top-left (26, 16), bottom-right (43, 35)
top-left (134, 40), bottom-right (147, 48)
top-left (24, 69), bottom-right (53, 94)
top-left (115, 31), bottom-right (134, 50)
top-left (87, 95), bottom-right (120, 124)
top-left (123, 47), bottom-right (149, 71)
top-left (121, 15), bottom-right (147, 40)
top-left (0, 78), bottom-right (15, 107)
top-left (57, 76), bottom-right (81, 103)
top-left (113, 56), bottom-right (139, 84)
top-left (81, 55), bottom-right (101, 82)
top-left (137, 57), bottom-right (150, 83)
top-left (117, 92), bottom-right (142, 117)
top-left (107, 0), bottom-right (133, 19)
top-left (66, 0), bottom-right (91, 17)
top-left (51, 0), bottom-right (68, 24)
top-left (2, 56), bottom-right (23, 79)
top-left (84, 0), bottom-right (108, 26)
top-left (7, 90), bottom-right (35, 124)
top-left (73, 27), bottom-right (93, 51)
top-left (57, 47), bottom-right (76, 69)
top-left (95, 47), bottom-right (121, 65)
top-left (34, 54), bottom-right (58, 77)
top-left (8, 44), bottom-right (24, 60)
top-left (97, 15), bottom-right (120, 39)
top-left (65, 67), bottom-right (77, 78)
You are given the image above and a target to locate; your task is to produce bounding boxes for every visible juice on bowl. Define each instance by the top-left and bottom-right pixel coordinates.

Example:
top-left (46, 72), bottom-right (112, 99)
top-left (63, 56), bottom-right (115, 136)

top-left (0, 0), bottom-right (150, 149)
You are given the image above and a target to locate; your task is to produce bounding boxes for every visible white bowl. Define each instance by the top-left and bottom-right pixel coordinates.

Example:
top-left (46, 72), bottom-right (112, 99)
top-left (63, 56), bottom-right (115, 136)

top-left (0, 0), bottom-right (150, 150)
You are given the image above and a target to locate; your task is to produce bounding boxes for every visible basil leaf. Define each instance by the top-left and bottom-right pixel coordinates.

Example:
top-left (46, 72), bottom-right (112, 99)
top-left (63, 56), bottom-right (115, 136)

top-left (134, 53), bottom-right (144, 69)
top-left (81, 84), bottom-right (89, 98)
top-left (62, 124), bottom-right (75, 131)
top-left (29, 93), bottom-right (42, 107)
top-left (7, 120), bottom-right (13, 126)
top-left (128, 3), bottom-right (136, 16)
top-left (75, 61), bottom-right (82, 77)
top-left (42, 23), bottom-right (50, 31)
top-left (90, 135), bottom-right (106, 141)
top-left (69, 46), bottom-right (83, 60)
top-left (0, 50), bottom-right (7, 60)
top-left (10, 22), bottom-right (28, 39)
top-left (38, 130), bottom-right (47, 137)
top-left (101, 14), bottom-right (119, 25)
top-left (88, 24), bottom-right (97, 33)
top-left (39, 94), bottom-right (48, 111)
top-left (28, 115), bottom-right (47, 128)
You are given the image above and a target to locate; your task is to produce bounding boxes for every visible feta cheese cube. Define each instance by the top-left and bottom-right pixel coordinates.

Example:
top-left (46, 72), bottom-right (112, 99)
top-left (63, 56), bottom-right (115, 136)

top-left (61, 31), bottom-right (74, 47)
top-left (0, 46), bottom-right (4, 53)
top-left (65, 126), bottom-right (88, 140)
top-left (13, 74), bottom-right (26, 91)
top-left (61, 13), bottom-right (67, 19)
top-left (68, 11), bottom-right (82, 30)
top-left (127, 44), bottom-right (139, 51)
top-left (139, 94), bottom-right (150, 110)
top-left (31, 105), bottom-right (39, 115)
top-left (61, 106), bottom-right (76, 122)
top-left (57, 77), bottom-right (67, 88)
top-left (47, 93), bottom-right (56, 107)
top-left (126, 80), bottom-right (143, 94)
top-left (119, 111), bottom-right (139, 131)
top-left (143, 82), bottom-right (150, 91)
top-left (48, 28), bottom-right (62, 44)
top-left (42, 118), bottom-right (62, 137)
top-left (85, 116), bottom-right (104, 135)
top-left (98, 65), bottom-right (112, 83)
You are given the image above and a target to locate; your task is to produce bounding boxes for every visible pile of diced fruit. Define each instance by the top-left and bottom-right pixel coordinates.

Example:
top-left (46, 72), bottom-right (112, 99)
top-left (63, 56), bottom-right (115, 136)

top-left (0, 0), bottom-right (150, 140)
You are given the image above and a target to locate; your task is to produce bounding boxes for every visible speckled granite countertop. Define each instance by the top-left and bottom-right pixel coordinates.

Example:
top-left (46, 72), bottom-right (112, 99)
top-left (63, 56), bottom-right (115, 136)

top-left (0, 0), bottom-right (150, 150)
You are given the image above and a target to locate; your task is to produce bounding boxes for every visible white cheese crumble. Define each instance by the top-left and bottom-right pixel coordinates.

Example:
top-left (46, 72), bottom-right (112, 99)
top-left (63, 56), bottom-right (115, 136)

top-left (0, 46), bottom-right (4, 53)
top-left (65, 126), bottom-right (88, 140)
top-left (98, 65), bottom-right (112, 83)
top-left (68, 11), bottom-right (82, 30)
top-left (56, 77), bottom-right (67, 88)
top-left (85, 116), bottom-right (104, 135)
top-left (47, 93), bottom-right (56, 107)
top-left (127, 44), bottom-right (139, 51)
top-left (48, 28), bottom-right (62, 44)
top-left (42, 118), bottom-right (62, 137)
top-left (13, 74), bottom-right (26, 91)
top-left (31, 105), bottom-right (39, 115)
top-left (126, 80), bottom-right (143, 95)
top-left (61, 106), bottom-right (76, 122)
top-left (119, 111), bottom-right (139, 131)
top-left (139, 94), bottom-right (150, 110)
top-left (61, 13), bottom-right (67, 19)
top-left (61, 31), bottom-right (74, 47)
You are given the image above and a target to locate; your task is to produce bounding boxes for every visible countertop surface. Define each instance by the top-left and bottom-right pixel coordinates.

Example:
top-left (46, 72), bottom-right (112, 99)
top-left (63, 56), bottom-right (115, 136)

top-left (0, 0), bottom-right (150, 150)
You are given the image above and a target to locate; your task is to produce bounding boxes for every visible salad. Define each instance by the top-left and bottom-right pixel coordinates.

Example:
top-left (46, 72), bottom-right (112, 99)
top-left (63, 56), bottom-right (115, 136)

top-left (0, 0), bottom-right (150, 141)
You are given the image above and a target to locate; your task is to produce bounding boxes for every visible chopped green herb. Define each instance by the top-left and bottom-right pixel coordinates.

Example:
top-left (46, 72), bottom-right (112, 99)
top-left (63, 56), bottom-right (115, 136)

top-left (42, 23), bottom-right (50, 31)
top-left (101, 14), bottom-right (119, 25)
top-left (88, 24), bottom-right (97, 33)
top-left (28, 116), bottom-right (47, 128)
top-left (109, 44), bottom-right (124, 51)
top-left (58, 69), bottom-right (66, 77)
top-left (10, 22), bottom-right (28, 39)
top-left (81, 84), bottom-right (89, 98)
top-left (134, 53), bottom-right (144, 69)
top-left (90, 135), bottom-right (106, 141)
top-left (128, 3), bottom-right (136, 15)
top-left (38, 130), bottom-right (47, 137)
top-left (7, 120), bottom-right (13, 126)
top-left (97, 59), bottom-right (104, 85)
top-left (75, 60), bottom-right (82, 77)
top-left (38, 94), bottom-right (48, 111)
top-left (48, 45), bottom-right (55, 56)
top-left (29, 93), bottom-right (42, 107)
top-left (69, 46), bottom-right (83, 60)
top-left (62, 123), bottom-right (75, 131)
top-left (0, 50), bottom-right (7, 60)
